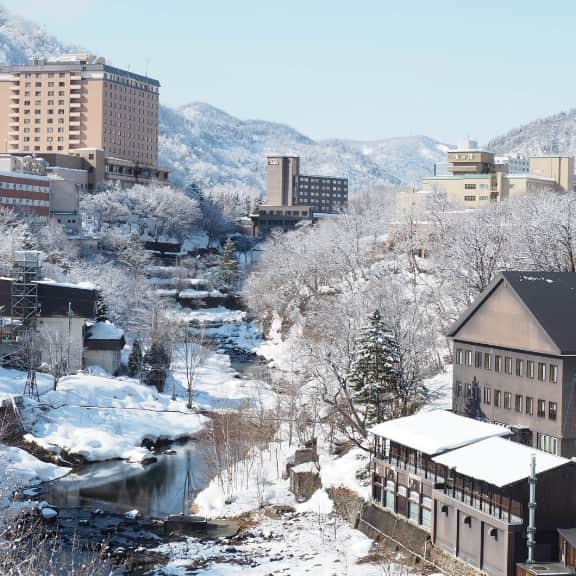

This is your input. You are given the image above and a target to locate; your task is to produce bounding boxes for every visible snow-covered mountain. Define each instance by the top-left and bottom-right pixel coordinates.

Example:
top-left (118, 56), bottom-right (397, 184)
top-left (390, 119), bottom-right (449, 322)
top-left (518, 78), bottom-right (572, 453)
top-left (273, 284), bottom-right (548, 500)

top-left (159, 103), bottom-right (449, 194)
top-left (0, 4), bottom-right (449, 194)
top-left (0, 6), bottom-right (77, 64)
top-left (488, 109), bottom-right (576, 156)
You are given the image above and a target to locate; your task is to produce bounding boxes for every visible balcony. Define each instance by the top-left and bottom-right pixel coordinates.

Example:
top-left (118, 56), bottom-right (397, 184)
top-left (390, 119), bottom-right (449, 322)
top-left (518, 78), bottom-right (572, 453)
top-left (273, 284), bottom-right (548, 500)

top-left (69, 121), bottom-right (81, 127)
top-left (434, 483), bottom-right (523, 525)
top-left (69, 130), bottom-right (81, 136)
top-left (70, 102), bottom-right (81, 108)
top-left (69, 111), bottom-right (81, 118)
top-left (9, 103), bottom-right (19, 109)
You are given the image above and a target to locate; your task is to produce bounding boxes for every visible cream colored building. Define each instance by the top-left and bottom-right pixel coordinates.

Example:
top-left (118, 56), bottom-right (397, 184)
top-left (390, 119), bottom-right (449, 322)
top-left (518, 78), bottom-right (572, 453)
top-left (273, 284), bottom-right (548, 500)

top-left (421, 149), bottom-right (573, 208)
top-left (0, 54), bottom-right (160, 170)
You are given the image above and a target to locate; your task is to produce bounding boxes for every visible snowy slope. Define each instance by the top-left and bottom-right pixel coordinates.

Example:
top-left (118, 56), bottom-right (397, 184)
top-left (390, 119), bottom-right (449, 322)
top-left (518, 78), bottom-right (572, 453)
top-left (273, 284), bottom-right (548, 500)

top-left (0, 6), bottom-right (76, 64)
top-left (488, 108), bottom-right (576, 156)
top-left (159, 102), bottom-right (449, 194)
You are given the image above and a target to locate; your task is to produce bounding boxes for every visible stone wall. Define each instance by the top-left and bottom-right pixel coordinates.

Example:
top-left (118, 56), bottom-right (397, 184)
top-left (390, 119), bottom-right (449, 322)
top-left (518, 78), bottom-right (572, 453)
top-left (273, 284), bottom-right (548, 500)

top-left (360, 503), bottom-right (430, 556)
top-left (427, 543), bottom-right (482, 576)
top-left (328, 486), bottom-right (365, 528)
top-left (290, 469), bottom-right (321, 500)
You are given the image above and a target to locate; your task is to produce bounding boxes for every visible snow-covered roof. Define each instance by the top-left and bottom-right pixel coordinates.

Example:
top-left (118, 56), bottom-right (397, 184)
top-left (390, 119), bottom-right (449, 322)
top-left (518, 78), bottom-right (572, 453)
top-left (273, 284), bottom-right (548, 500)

top-left (369, 410), bottom-right (511, 455)
top-left (432, 436), bottom-right (570, 487)
top-left (34, 280), bottom-right (95, 291)
top-left (85, 321), bottom-right (124, 341)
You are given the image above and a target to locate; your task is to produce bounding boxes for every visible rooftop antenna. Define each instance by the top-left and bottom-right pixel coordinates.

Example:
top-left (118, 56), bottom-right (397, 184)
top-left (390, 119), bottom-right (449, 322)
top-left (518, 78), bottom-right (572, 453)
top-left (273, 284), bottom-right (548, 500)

top-left (144, 57), bottom-right (150, 78)
top-left (527, 454), bottom-right (537, 564)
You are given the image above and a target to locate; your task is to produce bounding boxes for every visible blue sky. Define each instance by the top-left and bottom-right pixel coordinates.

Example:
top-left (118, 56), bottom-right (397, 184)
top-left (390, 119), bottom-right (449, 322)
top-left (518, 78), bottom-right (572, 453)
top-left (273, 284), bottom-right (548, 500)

top-left (3, 0), bottom-right (575, 144)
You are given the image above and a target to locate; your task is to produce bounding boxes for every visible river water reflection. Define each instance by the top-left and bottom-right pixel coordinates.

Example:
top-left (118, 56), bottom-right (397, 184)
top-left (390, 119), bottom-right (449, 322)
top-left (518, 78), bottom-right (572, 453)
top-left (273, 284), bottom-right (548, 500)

top-left (41, 441), bottom-right (213, 517)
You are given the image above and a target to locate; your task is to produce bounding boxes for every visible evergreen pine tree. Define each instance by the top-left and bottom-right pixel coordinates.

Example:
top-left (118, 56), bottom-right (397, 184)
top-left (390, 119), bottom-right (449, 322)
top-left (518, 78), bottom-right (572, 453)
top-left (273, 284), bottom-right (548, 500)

top-left (348, 310), bottom-right (403, 427)
top-left (217, 238), bottom-right (240, 291)
top-left (95, 290), bottom-right (108, 322)
top-left (143, 339), bottom-right (171, 392)
top-left (127, 339), bottom-right (143, 378)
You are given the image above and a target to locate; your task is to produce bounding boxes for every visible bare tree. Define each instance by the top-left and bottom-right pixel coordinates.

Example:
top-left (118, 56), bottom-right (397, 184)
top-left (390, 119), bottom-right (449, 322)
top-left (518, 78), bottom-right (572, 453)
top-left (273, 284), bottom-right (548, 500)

top-left (182, 324), bottom-right (208, 409)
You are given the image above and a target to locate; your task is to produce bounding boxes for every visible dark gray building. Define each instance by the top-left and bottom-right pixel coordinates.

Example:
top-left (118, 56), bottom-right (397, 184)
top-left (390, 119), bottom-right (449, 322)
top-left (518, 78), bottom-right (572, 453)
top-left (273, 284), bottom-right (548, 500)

top-left (294, 174), bottom-right (348, 213)
top-left (448, 271), bottom-right (576, 457)
top-left (252, 155), bottom-right (348, 236)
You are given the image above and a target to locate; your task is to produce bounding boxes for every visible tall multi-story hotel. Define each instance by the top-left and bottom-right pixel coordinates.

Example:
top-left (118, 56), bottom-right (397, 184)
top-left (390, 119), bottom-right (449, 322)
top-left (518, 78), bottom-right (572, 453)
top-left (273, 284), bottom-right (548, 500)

top-left (0, 54), bottom-right (167, 188)
top-left (252, 154), bottom-right (348, 235)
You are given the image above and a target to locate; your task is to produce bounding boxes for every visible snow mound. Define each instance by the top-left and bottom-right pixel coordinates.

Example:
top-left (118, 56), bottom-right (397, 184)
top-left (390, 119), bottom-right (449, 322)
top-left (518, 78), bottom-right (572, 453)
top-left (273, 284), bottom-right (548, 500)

top-left (296, 489), bottom-right (334, 514)
top-left (25, 374), bottom-right (208, 462)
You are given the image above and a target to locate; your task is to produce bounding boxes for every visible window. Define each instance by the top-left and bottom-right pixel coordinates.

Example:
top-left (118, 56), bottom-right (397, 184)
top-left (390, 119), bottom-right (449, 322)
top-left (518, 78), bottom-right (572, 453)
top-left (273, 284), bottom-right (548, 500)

top-left (495, 355), bottom-right (502, 373)
top-left (494, 390), bottom-right (501, 408)
top-left (549, 401), bottom-right (557, 421)
top-left (537, 399), bottom-right (546, 418)
top-left (456, 381), bottom-right (462, 397)
top-left (479, 195), bottom-right (489, 201)
top-left (537, 433), bottom-right (558, 455)
top-left (455, 348), bottom-right (463, 365)
top-left (538, 363), bottom-right (546, 381)
top-left (483, 386), bottom-right (491, 404)
top-left (465, 350), bottom-right (472, 367)
top-left (527, 361), bottom-right (535, 379)
top-left (464, 183), bottom-right (477, 190)
top-left (472, 382), bottom-right (480, 401)
top-left (505, 357), bottom-right (512, 375)
top-left (550, 364), bottom-right (558, 383)
top-left (526, 396), bottom-right (534, 415)
top-left (465, 382), bottom-right (471, 398)
top-left (515, 359), bottom-right (523, 377)
top-left (474, 351), bottom-right (482, 368)
top-left (515, 394), bottom-right (523, 413)
top-left (504, 392), bottom-right (512, 410)
top-left (464, 195), bottom-right (476, 202)
top-left (484, 353), bottom-right (492, 370)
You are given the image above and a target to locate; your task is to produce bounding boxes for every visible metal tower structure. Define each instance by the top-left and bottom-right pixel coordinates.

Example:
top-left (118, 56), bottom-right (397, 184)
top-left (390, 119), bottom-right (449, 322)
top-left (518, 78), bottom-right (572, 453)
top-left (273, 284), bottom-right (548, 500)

top-left (11, 251), bottom-right (40, 326)
top-left (11, 251), bottom-right (41, 400)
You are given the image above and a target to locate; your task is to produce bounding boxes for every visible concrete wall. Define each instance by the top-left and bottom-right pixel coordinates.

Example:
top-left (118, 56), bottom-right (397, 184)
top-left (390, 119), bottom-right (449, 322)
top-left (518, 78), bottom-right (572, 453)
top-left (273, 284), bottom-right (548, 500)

top-left (36, 316), bottom-right (85, 371)
top-left (83, 348), bottom-right (121, 375)
top-left (529, 157), bottom-right (574, 193)
top-left (360, 503), bottom-right (430, 556)
top-left (432, 492), bottom-right (522, 576)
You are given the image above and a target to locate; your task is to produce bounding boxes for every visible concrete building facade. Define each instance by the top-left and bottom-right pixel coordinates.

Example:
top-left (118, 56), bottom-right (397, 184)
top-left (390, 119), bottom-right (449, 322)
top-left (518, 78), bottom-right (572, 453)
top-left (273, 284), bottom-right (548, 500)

top-left (0, 54), bottom-right (167, 189)
top-left (421, 149), bottom-right (572, 207)
top-left (253, 154), bottom-right (348, 235)
top-left (0, 54), bottom-right (159, 166)
top-left (449, 272), bottom-right (576, 457)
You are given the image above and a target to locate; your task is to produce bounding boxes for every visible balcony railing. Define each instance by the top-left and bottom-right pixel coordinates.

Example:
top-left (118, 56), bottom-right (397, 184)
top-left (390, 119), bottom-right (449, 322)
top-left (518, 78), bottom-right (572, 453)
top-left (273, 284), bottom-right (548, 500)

top-left (434, 483), bottom-right (523, 525)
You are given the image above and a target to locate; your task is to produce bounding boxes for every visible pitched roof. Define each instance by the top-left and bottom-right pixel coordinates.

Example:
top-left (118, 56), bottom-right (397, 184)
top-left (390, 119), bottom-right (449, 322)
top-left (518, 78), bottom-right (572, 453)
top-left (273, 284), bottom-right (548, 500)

top-left (432, 436), bottom-right (570, 487)
top-left (369, 410), bottom-right (511, 456)
top-left (447, 271), bottom-right (576, 354)
top-left (0, 278), bottom-right (96, 318)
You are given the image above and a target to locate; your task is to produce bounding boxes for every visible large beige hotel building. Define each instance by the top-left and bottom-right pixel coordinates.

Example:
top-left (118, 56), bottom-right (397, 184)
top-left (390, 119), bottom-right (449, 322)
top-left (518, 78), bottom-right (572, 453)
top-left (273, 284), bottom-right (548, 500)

top-left (0, 54), bottom-right (167, 188)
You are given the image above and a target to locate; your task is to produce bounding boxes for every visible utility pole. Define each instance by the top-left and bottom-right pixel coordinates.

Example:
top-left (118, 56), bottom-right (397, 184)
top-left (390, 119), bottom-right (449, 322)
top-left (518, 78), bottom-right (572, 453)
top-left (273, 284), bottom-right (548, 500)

top-left (67, 301), bottom-right (72, 373)
top-left (527, 454), bottom-right (537, 564)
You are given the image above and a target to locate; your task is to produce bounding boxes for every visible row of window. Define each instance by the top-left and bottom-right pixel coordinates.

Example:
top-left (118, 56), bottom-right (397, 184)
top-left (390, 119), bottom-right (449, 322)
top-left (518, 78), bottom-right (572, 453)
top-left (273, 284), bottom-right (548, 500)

top-left (22, 118), bottom-right (65, 125)
top-left (22, 81), bottom-right (67, 88)
top-left (22, 109), bottom-right (67, 115)
top-left (456, 381), bottom-right (558, 419)
top-left (20, 90), bottom-right (67, 97)
top-left (0, 197), bottom-right (49, 207)
top-left (455, 348), bottom-right (558, 382)
top-left (0, 182), bottom-right (47, 192)
top-left (20, 72), bottom-right (67, 79)
top-left (464, 195), bottom-right (489, 201)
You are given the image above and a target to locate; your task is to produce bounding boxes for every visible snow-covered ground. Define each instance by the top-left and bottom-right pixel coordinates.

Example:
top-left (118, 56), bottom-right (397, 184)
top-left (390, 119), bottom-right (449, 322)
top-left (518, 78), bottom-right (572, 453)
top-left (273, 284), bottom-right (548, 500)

top-left (22, 374), bottom-right (208, 462)
top-left (154, 508), bottom-right (413, 576)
